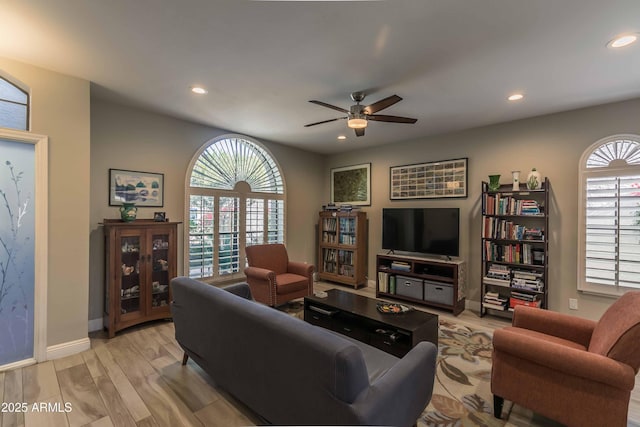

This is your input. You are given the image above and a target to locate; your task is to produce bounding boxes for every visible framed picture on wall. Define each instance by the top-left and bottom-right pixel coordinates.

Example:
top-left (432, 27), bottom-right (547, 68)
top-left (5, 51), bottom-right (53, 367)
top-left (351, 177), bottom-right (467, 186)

top-left (330, 163), bottom-right (371, 206)
top-left (109, 168), bottom-right (164, 207)
top-left (389, 157), bottom-right (468, 200)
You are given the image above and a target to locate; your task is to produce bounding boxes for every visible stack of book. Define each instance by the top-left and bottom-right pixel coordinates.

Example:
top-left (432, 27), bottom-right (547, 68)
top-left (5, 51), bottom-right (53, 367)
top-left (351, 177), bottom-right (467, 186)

top-left (483, 264), bottom-right (511, 287)
top-left (509, 291), bottom-right (541, 309)
top-left (511, 269), bottom-right (544, 292)
top-left (523, 228), bottom-right (544, 240)
top-left (484, 292), bottom-right (508, 311)
top-left (519, 200), bottom-right (541, 215)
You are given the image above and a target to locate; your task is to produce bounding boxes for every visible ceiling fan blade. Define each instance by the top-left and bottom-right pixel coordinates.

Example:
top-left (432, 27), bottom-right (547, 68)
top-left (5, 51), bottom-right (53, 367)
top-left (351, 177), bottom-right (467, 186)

top-left (363, 95), bottom-right (402, 114)
top-left (304, 117), bottom-right (347, 127)
top-left (368, 114), bottom-right (417, 124)
top-left (355, 128), bottom-right (365, 137)
top-left (309, 100), bottom-right (349, 114)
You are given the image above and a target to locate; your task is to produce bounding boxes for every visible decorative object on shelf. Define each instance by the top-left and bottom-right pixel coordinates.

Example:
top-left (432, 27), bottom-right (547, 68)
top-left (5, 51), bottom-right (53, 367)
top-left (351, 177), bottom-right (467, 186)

top-left (153, 211), bottom-right (166, 222)
top-left (390, 157), bottom-right (468, 199)
top-left (526, 168), bottom-right (542, 190)
top-left (330, 163), bottom-right (371, 206)
top-left (109, 168), bottom-right (164, 207)
top-left (511, 170), bottom-right (521, 191)
top-left (488, 174), bottom-right (501, 191)
top-left (119, 203), bottom-right (137, 222)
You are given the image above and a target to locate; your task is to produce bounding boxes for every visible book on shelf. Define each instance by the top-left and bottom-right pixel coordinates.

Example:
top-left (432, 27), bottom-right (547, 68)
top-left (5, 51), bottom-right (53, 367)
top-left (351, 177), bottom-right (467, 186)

top-left (483, 193), bottom-right (544, 216)
top-left (509, 297), bottom-right (541, 309)
top-left (378, 271), bottom-right (389, 293)
top-left (483, 291), bottom-right (508, 311)
top-left (390, 261), bottom-right (411, 272)
top-left (389, 275), bottom-right (396, 294)
top-left (483, 276), bottom-right (511, 287)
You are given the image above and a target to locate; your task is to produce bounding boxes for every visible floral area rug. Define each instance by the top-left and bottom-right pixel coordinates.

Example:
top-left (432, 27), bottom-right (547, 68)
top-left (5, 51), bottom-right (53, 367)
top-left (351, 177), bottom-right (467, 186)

top-left (420, 320), bottom-right (506, 427)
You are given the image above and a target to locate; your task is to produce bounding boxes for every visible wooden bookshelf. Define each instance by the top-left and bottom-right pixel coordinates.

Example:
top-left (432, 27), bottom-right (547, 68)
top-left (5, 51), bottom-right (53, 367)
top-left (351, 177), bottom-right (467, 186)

top-left (480, 178), bottom-right (550, 318)
top-left (317, 211), bottom-right (367, 289)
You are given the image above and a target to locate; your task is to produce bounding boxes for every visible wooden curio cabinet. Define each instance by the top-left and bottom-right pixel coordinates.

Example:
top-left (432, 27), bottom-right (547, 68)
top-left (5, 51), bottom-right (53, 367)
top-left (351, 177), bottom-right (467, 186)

top-left (103, 219), bottom-right (179, 337)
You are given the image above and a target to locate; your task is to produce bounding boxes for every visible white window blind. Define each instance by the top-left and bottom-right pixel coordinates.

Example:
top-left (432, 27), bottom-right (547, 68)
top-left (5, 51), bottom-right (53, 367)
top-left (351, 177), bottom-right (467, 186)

top-left (579, 135), bottom-right (640, 295)
top-left (585, 175), bottom-right (640, 289)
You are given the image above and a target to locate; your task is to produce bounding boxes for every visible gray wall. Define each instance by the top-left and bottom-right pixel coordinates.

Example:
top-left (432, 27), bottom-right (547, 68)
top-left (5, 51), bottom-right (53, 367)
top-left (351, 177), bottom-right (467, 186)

top-left (88, 99), bottom-right (325, 322)
top-left (0, 57), bottom-right (91, 347)
top-left (326, 97), bottom-right (640, 321)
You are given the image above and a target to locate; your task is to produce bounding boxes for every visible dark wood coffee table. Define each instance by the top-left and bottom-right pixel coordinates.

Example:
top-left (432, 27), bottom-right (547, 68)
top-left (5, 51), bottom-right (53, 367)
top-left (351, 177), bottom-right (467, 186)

top-left (304, 289), bottom-right (438, 357)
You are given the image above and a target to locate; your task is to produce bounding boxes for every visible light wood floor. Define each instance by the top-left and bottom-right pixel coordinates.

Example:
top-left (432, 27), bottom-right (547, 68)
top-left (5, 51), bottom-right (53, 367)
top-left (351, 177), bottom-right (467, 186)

top-left (0, 281), bottom-right (638, 427)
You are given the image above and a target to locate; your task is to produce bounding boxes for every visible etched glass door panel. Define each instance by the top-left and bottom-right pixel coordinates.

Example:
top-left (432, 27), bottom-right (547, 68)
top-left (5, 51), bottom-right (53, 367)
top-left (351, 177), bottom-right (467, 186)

top-left (0, 138), bottom-right (35, 366)
top-left (151, 232), bottom-right (171, 310)
top-left (119, 235), bottom-right (141, 317)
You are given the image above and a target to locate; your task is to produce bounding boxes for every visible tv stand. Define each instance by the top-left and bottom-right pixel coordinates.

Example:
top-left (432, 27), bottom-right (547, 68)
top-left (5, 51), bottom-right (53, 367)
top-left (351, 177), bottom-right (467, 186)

top-left (376, 253), bottom-right (466, 315)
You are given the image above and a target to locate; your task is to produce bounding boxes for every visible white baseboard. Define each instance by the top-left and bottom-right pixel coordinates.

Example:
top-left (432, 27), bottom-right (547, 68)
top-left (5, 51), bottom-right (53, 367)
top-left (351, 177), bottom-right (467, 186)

top-left (466, 299), bottom-right (481, 312)
top-left (88, 318), bottom-right (103, 332)
top-left (46, 337), bottom-right (91, 360)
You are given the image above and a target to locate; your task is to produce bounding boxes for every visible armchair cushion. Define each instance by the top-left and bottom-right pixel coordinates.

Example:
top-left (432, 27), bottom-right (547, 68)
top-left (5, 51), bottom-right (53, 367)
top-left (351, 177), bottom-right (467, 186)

top-left (588, 291), bottom-right (640, 371)
top-left (246, 243), bottom-right (288, 274)
top-left (275, 273), bottom-right (308, 294)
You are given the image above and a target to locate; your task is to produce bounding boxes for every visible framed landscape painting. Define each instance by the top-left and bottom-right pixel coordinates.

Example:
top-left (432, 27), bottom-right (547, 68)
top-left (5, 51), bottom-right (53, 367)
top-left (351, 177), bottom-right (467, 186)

top-left (109, 168), bottom-right (164, 207)
top-left (331, 163), bottom-right (371, 206)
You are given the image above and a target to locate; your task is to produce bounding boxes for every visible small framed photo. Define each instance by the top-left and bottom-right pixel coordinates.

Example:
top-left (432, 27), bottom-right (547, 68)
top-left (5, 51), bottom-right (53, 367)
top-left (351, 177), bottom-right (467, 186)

top-left (153, 212), bottom-right (166, 222)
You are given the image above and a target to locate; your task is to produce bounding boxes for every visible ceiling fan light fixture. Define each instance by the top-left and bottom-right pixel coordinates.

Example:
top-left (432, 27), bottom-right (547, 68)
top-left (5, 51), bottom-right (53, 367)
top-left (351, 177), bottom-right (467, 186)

top-left (347, 114), bottom-right (367, 129)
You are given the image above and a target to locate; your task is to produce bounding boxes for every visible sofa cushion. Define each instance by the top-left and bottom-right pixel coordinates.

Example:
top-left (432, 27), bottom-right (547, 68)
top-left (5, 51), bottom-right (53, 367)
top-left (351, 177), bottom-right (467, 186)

top-left (275, 273), bottom-right (308, 294)
top-left (338, 333), bottom-right (399, 383)
top-left (588, 291), bottom-right (640, 371)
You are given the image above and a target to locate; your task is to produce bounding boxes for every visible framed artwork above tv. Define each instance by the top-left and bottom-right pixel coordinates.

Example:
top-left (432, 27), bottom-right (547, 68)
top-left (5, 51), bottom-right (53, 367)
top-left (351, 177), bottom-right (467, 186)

top-left (390, 157), bottom-right (468, 200)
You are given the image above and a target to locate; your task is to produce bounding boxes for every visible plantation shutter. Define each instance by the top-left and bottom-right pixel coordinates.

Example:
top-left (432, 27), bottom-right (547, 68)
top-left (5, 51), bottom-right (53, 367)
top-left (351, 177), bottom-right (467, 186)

top-left (585, 175), bottom-right (640, 289)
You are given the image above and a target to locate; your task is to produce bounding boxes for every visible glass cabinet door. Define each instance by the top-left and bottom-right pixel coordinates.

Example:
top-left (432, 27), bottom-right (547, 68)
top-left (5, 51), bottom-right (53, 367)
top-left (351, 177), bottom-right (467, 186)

top-left (150, 232), bottom-right (171, 311)
top-left (119, 235), bottom-right (142, 317)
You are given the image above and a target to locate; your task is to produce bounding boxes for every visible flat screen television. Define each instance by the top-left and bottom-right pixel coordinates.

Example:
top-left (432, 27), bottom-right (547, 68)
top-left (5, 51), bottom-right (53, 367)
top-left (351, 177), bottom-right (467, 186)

top-left (382, 208), bottom-right (459, 257)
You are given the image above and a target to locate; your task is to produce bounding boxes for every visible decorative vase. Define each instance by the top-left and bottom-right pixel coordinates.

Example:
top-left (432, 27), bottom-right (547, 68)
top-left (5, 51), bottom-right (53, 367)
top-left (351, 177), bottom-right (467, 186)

top-left (511, 171), bottom-right (521, 191)
top-left (488, 174), bottom-right (501, 191)
top-left (526, 168), bottom-right (542, 190)
top-left (120, 203), bottom-right (137, 222)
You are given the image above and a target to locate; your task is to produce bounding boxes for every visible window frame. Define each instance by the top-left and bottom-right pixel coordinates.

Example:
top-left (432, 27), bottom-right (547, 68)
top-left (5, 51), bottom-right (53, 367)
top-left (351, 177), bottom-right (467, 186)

top-left (184, 134), bottom-right (286, 282)
top-left (0, 74), bottom-right (30, 131)
top-left (577, 134), bottom-right (640, 296)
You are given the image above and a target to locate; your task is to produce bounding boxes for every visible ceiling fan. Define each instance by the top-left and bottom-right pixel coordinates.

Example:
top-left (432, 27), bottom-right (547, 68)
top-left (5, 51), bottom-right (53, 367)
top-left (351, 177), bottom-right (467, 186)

top-left (304, 92), bottom-right (418, 137)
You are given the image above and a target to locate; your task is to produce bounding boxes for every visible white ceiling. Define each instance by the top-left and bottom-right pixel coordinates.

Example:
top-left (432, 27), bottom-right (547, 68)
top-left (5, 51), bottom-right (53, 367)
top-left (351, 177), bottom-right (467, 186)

top-left (1, 0), bottom-right (639, 154)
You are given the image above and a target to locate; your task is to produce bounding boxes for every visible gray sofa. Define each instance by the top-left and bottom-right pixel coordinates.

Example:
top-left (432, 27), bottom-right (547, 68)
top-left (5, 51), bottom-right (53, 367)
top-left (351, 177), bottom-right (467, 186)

top-left (171, 276), bottom-right (437, 426)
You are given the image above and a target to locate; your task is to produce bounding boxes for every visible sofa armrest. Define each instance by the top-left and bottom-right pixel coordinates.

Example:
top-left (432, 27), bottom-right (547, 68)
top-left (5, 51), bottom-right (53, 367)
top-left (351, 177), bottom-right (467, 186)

top-left (222, 282), bottom-right (253, 300)
top-left (493, 327), bottom-right (635, 390)
top-left (351, 341), bottom-right (438, 427)
top-left (288, 261), bottom-right (314, 278)
top-left (244, 266), bottom-right (276, 282)
top-left (512, 305), bottom-right (596, 347)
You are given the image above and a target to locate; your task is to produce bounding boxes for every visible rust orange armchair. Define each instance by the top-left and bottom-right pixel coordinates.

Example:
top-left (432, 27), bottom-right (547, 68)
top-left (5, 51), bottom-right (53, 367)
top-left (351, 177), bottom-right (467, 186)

top-left (491, 291), bottom-right (640, 427)
top-left (244, 243), bottom-right (313, 307)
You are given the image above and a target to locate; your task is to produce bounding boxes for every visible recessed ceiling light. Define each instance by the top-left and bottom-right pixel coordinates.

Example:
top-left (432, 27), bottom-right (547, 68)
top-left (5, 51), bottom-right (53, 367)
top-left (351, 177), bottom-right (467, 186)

top-left (507, 93), bottom-right (524, 101)
top-left (337, 135), bottom-right (347, 140)
top-left (608, 33), bottom-right (638, 49)
top-left (190, 86), bottom-right (208, 95)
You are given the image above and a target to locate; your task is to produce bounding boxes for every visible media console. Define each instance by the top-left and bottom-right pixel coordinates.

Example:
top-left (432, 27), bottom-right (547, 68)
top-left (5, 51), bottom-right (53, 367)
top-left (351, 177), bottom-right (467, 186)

top-left (376, 253), bottom-right (466, 315)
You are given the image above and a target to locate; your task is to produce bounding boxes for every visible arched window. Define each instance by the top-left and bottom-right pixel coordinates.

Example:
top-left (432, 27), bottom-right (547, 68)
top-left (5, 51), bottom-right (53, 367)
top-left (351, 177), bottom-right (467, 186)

top-left (0, 75), bottom-right (29, 130)
top-left (578, 135), bottom-right (640, 295)
top-left (186, 135), bottom-right (285, 281)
